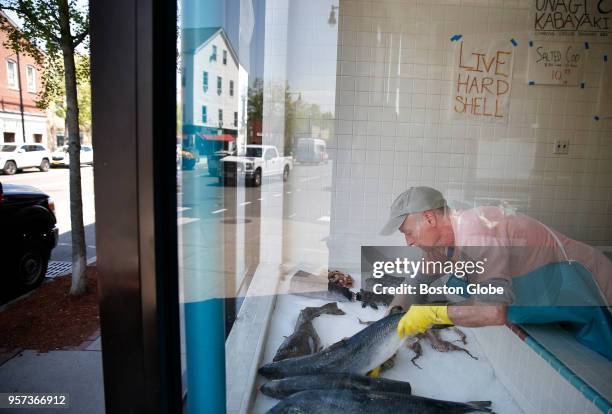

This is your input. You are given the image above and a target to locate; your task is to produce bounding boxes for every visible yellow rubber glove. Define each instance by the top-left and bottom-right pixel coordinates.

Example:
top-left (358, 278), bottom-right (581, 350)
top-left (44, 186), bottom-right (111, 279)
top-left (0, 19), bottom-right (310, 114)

top-left (397, 305), bottom-right (452, 338)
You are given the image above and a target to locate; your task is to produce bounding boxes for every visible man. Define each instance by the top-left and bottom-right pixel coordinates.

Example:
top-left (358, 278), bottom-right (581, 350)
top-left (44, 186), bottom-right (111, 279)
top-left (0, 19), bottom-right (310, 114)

top-left (381, 187), bottom-right (612, 358)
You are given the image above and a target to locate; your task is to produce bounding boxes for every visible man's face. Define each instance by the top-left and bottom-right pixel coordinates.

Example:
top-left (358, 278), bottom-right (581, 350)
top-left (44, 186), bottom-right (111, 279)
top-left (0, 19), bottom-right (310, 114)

top-left (398, 211), bottom-right (441, 246)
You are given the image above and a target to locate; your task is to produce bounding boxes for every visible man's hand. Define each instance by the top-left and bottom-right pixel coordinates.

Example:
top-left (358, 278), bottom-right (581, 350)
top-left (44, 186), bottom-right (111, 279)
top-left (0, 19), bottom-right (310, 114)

top-left (397, 305), bottom-right (452, 337)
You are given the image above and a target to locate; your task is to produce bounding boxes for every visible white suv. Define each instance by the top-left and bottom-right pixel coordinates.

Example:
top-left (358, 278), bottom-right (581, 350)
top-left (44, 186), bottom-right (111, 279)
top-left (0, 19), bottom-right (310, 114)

top-left (0, 144), bottom-right (51, 175)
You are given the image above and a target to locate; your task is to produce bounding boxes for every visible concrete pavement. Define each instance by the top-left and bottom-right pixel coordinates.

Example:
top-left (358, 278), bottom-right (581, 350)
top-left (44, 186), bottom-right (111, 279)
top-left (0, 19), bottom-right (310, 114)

top-left (0, 345), bottom-right (105, 413)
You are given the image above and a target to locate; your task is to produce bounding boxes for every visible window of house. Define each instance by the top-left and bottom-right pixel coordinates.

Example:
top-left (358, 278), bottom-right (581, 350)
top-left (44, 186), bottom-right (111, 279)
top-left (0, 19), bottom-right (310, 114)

top-left (26, 65), bottom-right (36, 92)
top-left (33, 133), bottom-right (42, 143)
top-left (229, 80), bottom-right (234, 97)
top-left (223, 50), bottom-right (227, 65)
top-left (233, 111), bottom-right (238, 127)
top-left (217, 76), bottom-right (222, 95)
top-left (218, 109), bottom-right (223, 126)
top-left (3, 132), bottom-right (15, 142)
top-left (56, 134), bottom-right (65, 147)
top-left (203, 71), bottom-right (208, 92)
top-left (202, 106), bottom-right (207, 124)
top-left (211, 45), bottom-right (217, 61)
top-left (6, 60), bottom-right (18, 89)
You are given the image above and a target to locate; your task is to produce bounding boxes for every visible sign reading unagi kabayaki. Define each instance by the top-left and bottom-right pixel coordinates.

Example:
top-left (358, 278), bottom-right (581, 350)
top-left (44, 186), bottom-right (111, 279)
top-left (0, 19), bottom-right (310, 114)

top-left (451, 38), bottom-right (515, 124)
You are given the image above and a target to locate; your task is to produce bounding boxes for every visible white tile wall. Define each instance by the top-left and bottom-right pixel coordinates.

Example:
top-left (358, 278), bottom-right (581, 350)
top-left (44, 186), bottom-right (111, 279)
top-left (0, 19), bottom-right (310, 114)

top-left (472, 326), bottom-right (604, 414)
top-left (328, 0), bottom-right (612, 265)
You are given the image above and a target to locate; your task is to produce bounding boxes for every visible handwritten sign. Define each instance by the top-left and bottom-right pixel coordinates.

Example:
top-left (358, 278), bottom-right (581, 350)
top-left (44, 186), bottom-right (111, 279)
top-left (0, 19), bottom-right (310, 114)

top-left (451, 39), bottom-right (514, 123)
top-left (527, 41), bottom-right (586, 85)
top-left (531, 0), bottom-right (612, 42)
top-left (597, 57), bottom-right (612, 117)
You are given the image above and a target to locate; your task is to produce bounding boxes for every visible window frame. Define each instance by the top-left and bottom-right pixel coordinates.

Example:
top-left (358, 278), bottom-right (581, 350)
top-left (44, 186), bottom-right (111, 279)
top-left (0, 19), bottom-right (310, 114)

top-left (26, 65), bottom-right (36, 93)
top-left (229, 80), bottom-right (234, 97)
top-left (222, 50), bottom-right (227, 65)
top-left (203, 71), bottom-right (208, 92)
top-left (217, 76), bottom-right (222, 95)
top-left (202, 105), bottom-right (207, 124)
top-left (6, 59), bottom-right (18, 89)
top-left (218, 108), bottom-right (223, 126)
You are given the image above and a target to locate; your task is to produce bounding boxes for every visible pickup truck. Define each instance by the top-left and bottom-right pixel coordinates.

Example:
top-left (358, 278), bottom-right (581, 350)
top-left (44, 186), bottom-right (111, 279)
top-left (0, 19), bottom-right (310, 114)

top-left (218, 145), bottom-right (293, 187)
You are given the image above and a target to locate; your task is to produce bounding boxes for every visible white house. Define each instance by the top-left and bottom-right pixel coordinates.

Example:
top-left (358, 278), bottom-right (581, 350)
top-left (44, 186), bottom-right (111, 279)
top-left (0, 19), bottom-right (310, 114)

top-left (181, 27), bottom-right (248, 154)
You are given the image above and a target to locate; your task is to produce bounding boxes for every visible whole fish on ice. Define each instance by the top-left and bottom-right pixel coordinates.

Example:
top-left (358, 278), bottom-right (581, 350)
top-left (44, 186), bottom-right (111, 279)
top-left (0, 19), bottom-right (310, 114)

top-left (259, 312), bottom-right (406, 379)
top-left (260, 373), bottom-right (412, 399)
top-left (266, 389), bottom-right (494, 414)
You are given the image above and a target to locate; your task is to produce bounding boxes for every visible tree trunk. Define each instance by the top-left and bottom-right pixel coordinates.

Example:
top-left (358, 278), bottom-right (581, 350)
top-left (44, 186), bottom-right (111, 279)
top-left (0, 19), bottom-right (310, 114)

top-left (59, 0), bottom-right (87, 295)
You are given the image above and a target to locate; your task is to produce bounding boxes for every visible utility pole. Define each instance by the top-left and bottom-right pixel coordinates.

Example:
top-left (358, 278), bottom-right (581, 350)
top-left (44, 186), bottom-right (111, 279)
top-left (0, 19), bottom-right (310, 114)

top-left (15, 50), bottom-right (26, 143)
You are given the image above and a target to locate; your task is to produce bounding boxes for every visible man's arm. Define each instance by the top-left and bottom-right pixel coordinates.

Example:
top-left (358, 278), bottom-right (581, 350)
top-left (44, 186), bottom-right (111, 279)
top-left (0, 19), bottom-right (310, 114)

top-left (448, 303), bottom-right (507, 327)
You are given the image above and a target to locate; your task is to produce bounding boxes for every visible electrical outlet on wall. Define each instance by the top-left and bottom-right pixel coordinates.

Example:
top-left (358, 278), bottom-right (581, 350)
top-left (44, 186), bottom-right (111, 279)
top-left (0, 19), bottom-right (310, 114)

top-left (554, 139), bottom-right (570, 155)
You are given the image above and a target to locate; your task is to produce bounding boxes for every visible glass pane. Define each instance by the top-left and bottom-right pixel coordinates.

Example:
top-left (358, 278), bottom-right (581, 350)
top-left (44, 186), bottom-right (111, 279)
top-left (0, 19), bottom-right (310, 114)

top-left (177, 1), bottom-right (612, 413)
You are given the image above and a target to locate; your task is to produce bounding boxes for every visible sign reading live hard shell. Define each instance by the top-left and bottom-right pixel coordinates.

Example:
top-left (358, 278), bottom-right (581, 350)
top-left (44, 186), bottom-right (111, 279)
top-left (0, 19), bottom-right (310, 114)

top-left (527, 41), bottom-right (586, 85)
top-left (532, 0), bottom-right (612, 42)
top-left (451, 39), bottom-right (514, 124)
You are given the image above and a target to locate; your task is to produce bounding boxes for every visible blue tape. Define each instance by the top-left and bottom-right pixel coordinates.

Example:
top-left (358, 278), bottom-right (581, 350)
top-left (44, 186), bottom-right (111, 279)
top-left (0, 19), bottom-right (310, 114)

top-left (511, 38), bottom-right (518, 46)
top-left (584, 42), bottom-right (590, 49)
top-left (529, 40), bottom-right (533, 47)
top-left (450, 34), bottom-right (463, 42)
top-left (580, 82), bottom-right (585, 88)
top-left (528, 81), bottom-right (535, 85)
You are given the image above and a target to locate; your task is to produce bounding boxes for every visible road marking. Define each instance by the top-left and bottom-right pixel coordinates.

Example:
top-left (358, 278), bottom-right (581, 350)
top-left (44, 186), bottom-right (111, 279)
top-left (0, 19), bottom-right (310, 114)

top-left (273, 193), bottom-right (282, 197)
top-left (178, 217), bottom-right (200, 225)
top-left (317, 215), bottom-right (330, 222)
top-left (299, 176), bottom-right (320, 182)
top-left (177, 207), bottom-right (190, 212)
top-left (239, 201), bottom-right (252, 206)
top-left (212, 208), bottom-right (227, 214)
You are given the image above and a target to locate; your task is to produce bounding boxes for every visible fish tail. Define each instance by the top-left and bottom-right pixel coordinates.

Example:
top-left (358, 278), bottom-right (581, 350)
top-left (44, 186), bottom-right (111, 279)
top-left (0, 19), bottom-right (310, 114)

top-left (465, 401), bottom-right (493, 412)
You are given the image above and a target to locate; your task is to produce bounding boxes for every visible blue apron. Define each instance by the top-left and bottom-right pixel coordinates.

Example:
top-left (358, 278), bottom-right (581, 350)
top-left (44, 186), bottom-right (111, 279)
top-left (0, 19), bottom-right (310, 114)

top-left (447, 261), bottom-right (612, 360)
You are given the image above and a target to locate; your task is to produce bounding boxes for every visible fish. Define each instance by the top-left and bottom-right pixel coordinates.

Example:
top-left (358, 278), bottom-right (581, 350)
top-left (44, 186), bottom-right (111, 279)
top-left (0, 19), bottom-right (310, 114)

top-left (260, 373), bottom-right (412, 399)
top-left (273, 302), bottom-right (346, 362)
top-left (266, 389), bottom-right (494, 414)
top-left (259, 312), bottom-right (406, 379)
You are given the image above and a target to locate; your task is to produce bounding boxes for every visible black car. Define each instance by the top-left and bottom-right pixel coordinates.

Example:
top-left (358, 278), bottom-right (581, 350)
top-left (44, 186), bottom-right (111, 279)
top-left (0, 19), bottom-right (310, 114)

top-left (0, 181), bottom-right (58, 296)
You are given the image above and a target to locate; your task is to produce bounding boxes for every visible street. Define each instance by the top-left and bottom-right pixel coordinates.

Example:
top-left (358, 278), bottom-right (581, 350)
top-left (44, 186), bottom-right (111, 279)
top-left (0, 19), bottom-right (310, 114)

top-left (0, 166), bottom-right (96, 263)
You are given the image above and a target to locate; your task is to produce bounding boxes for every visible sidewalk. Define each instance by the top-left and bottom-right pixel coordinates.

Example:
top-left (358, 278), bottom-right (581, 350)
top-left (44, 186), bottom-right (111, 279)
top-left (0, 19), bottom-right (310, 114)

top-left (0, 336), bottom-right (104, 413)
top-left (0, 266), bottom-right (104, 413)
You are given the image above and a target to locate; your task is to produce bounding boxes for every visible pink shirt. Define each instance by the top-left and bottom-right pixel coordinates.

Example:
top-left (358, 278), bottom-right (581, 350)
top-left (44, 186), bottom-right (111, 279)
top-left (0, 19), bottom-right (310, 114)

top-left (449, 206), bottom-right (612, 304)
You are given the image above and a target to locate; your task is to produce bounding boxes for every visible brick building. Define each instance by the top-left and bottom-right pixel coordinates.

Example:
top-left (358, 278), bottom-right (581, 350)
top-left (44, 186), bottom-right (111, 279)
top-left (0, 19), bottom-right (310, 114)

top-left (0, 12), bottom-right (47, 145)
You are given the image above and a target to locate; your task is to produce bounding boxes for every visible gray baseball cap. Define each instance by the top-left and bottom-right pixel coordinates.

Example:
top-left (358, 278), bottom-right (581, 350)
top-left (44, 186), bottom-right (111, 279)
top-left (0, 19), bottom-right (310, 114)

top-left (380, 187), bottom-right (446, 235)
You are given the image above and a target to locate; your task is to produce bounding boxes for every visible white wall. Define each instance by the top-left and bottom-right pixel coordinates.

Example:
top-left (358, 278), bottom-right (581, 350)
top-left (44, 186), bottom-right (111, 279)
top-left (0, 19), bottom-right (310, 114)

top-left (193, 32), bottom-right (241, 131)
top-left (328, 0), bottom-right (612, 267)
top-left (0, 112), bottom-right (47, 144)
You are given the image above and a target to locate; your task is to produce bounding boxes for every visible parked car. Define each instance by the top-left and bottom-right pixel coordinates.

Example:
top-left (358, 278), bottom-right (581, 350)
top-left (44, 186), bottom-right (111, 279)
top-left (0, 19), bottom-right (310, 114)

top-left (51, 144), bottom-right (94, 167)
top-left (218, 144), bottom-right (293, 186)
top-left (295, 137), bottom-right (328, 164)
top-left (0, 181), bottom-right (58, 295)
top-left (0, 144), bottom-right (51, 175)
